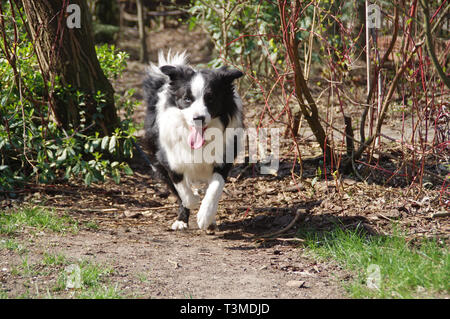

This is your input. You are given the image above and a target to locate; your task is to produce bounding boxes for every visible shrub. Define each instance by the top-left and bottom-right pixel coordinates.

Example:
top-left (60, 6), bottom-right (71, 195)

top-left (0, 3), bottom-right (138, 192)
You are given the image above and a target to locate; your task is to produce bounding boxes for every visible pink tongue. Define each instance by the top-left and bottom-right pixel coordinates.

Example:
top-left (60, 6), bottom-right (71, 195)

top-left (188, 126), bottom-right (205, 149)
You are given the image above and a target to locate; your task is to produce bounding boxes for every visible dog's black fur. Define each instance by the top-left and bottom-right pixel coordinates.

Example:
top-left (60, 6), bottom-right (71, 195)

top-left (142, 52), bottom-right (243, 230)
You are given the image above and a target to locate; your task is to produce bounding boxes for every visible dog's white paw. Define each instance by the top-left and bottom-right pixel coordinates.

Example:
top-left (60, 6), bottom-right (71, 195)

top-left (171, 220), bottom-right (188, 231)
top-left (197, 205), bottom-right (217, 230)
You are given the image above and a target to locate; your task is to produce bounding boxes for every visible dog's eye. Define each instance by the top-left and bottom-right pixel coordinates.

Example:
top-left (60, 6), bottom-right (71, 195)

top-left (183, 97), bottom-right (192, 103)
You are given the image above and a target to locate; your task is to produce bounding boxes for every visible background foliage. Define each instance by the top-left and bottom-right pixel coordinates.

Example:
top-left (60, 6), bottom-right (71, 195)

top-left (0, 3), bottom-right (138, 191)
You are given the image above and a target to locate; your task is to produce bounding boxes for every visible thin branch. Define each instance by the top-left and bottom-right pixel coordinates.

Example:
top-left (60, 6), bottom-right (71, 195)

top-left (420, 0), bottom-right (450, 89)
top-left (353, 40), bottom-right (425, 161)
top-left (258, 208), bottom-right (304, 238)
top-left (360, 1), bottom-right (400, 144)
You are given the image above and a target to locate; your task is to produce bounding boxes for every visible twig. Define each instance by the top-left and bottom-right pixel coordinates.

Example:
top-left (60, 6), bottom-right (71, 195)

top-left (420, 0), bottom-right (450, 89)
top-left (39, 205), bottom-right (179, 212)
top-left (257, 208), bottom-right (305, 238)
top-left (430, 212), bottom-right (450, 218)
top-left (167, 259), bottom-right (180, 269)
top-left (259, 237), bottom-right (305, 242)
top-left (377, 213), bottom-right (395, 221)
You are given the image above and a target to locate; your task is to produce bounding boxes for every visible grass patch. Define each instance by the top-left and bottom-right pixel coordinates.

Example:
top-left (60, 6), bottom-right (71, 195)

top-left (42, 252), bottom-right (69, 267)
top-left (77, 259), bottom-right (115, 288)
top-left (5, 251), bottom-right (122, 298)
top-left (83, 221), bottom-right (99, 230)
top-left (0, 289), bottom-right (8, 299)
top-left (0, 206), bottom-right (123, 299)
top-left (54, 259), bottom-right (121, 298)
top-left (76, 284), bottom-right (123, 299)
top-left (0, 238), bottom-right (27, 254)
top-left (299, 225), bottom-right (449, 298)
top-left (0, 206), bottom-right (78, 236)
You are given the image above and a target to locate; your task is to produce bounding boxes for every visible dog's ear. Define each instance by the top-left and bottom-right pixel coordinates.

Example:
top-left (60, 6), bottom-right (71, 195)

top-left (218, 66), bottom-right (244, 82)
top-left (160, 65), bottom-right (178, 81)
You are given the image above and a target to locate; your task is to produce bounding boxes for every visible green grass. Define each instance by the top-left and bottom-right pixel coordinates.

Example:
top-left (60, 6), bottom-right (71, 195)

top-left (53, 258), bottom-right (121, 298)
top-left (0, 206), bottom-right (123, 299)
top-left (299, 225), bottom-right (449, 298)
top-left (76, 284), bottom-right (123, 299)
top-left (0, 289), bottom-right (8, 299)
top-left (0, 206), bottom-right (78, 235)
top-left (42, 252), bottom-right (69, 267)
top-left (5, 252), bottom-right (122, 299)
top-left (77, 259), bottom-right (115, 288)
top-left (0, 238), bottom-right (27, 254)
top-left (83, 220), bottom-right (99, 230)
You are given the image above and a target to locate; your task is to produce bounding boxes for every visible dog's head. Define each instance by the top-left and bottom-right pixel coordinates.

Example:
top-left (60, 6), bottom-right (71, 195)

top-left (160, 65), bottom-right (243, 149)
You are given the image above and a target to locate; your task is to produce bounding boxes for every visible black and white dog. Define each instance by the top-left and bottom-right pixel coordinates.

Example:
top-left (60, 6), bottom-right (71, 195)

top-left (143, 51), bottom-right (243, 231)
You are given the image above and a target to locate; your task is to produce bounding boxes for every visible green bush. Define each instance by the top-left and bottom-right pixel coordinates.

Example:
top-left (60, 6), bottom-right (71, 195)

top-left (0, 4), bottom-right (138, 192)
top-left (188, 1), bottom-right (283, 70)
top-left (187, 0), bottom-right (359, 78)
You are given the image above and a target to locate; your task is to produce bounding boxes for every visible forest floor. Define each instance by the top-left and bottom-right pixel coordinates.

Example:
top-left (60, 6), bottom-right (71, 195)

top-left (0, 24), bottom-right (448, 299)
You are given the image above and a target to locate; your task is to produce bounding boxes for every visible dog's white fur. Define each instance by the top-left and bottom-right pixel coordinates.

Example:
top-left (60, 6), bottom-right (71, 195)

top-left (145, 51), bottom-right (243, 230)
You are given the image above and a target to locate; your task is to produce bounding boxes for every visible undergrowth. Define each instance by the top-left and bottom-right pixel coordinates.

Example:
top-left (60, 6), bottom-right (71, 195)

top-left (0, 3), bottom-right (139, 192)
top-left (299, 225), bottom-right (449, 298)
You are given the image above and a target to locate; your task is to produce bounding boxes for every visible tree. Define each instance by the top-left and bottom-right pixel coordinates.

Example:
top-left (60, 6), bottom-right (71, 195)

top-left (136, 0), bottom-right (148, 63)
top-left (92, 0), bottom-right (120, 25)
top-left (21, 0), bottom-right (119, 135)
top-left (278, 0), bottom-right (332, 162)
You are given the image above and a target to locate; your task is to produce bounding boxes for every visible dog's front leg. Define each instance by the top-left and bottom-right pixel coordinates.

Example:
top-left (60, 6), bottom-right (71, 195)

top-left (171, 178), bottom-right (200, 230)
top-left (197, 172), bottom-right (225, 230)
top-left (174, 178), bottom-right (200, 210)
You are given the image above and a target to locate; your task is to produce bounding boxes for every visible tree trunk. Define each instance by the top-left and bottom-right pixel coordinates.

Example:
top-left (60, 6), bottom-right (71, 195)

top-left (353, 0), bottom-right (366, 51)
top-left (94, 0), bottom-right (120, 25)
top-left (21, 0), bottom-right (119, 135)
top-left (136, 0), bottom-right (148, 63)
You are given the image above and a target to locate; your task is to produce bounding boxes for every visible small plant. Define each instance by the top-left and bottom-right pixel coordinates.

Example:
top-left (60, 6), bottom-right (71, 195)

top-left (78, 259), bottom-right (115, 288)
top-left (83, 220), bottom-right (99, 230)
top-left (42, 252), bottom-right (69, 267)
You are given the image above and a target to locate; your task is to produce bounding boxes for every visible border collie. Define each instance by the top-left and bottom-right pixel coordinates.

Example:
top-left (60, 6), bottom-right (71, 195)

top-left (143, 51), bottom-right (243, 231)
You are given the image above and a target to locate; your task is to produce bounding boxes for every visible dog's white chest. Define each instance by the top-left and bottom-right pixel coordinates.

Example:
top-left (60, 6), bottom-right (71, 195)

top-left (158, 107), bottom-right (215, 182)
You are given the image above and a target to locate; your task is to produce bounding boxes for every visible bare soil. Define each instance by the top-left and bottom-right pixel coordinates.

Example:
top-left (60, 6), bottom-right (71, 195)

top-left (0, 217), bottom-right (348, 298)
top-left (0, 24), bottom-right (448, 299)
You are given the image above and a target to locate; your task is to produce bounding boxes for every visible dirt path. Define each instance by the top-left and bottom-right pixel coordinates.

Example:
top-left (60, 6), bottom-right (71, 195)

top-left (61, 224), bottom-right (346, 298)
top-left (0, 210), bottom-right (347, 299)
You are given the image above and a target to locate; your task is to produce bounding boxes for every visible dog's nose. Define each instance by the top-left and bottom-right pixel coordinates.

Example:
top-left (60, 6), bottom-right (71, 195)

top-left (193, 115), bottom-right (205, 124)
